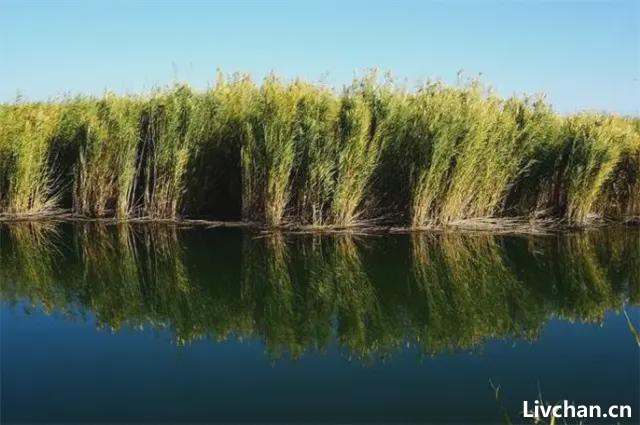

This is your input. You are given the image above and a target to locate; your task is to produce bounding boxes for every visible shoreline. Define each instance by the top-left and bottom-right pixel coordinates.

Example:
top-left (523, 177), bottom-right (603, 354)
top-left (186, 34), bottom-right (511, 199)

top-left (1, 211), bottom-right (638, 235)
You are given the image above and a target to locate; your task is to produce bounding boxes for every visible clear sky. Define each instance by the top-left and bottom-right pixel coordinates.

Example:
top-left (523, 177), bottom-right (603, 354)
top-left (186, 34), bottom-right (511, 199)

top-left (1, 0), bottom-right (638, 114)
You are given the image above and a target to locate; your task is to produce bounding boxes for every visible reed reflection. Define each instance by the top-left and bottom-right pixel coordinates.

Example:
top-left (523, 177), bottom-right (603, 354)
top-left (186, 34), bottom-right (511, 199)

top-left (1, 223), bottom-right (637, 360)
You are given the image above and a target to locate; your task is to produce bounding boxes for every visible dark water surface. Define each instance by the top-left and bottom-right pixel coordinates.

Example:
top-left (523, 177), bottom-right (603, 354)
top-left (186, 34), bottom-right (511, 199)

top-left (1, 223), bottom-right (638, 424)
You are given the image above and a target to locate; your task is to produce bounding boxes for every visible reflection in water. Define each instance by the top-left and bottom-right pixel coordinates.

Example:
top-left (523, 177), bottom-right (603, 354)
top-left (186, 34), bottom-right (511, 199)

top-left (1, 223), bottom-right (638, 360)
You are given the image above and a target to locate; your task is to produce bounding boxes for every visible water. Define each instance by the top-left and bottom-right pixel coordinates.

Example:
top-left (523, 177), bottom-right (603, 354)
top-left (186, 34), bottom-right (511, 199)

top-left (1, 223), bottom-right (638, 424)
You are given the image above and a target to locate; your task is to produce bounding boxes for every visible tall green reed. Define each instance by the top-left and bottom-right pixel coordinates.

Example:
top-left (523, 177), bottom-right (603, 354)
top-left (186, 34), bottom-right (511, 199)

top-left (242, 76), bottom-right (298, 225)
top-left (0, 104), bottom-right (62, 214)
top-left (75, 96), bottom-right (143, 218)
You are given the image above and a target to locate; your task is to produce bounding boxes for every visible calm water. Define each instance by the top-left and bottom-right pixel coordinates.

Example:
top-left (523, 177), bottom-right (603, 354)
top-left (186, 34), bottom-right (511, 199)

top-left (1, 223), bottom-right (638, 424)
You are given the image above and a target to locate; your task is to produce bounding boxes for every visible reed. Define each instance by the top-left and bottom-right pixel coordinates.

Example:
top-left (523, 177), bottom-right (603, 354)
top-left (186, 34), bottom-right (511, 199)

top-left (375, 81), bottom-right (563, 226)
top-left (290, 83), bottom-right (340, 225)
top-left (142, 86), bottom-right (201, 219)
top-left (242, 76), bottom-right (298, 225)
top-left (1, 73), bottom-right (638, 227)
top-left (75, 96), bottom-right (144, 218)
top-left (0, 103), bottom-right (63, 214)
top-left (331, 77), bottom-right (379, 226)
top-left (183, 74), bottom-right (252, 218)
top-left (560, 115), bottom-right (640, 223)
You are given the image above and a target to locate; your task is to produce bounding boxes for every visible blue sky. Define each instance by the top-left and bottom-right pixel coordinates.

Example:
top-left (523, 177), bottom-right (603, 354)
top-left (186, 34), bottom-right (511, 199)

top-left (1, 0), bottom-right (638, 114)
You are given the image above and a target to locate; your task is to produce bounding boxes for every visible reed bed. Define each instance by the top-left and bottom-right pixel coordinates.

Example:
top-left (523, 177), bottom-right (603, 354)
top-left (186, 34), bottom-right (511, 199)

top-left (1, 73), bottom-right (638, 227)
